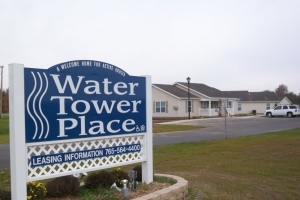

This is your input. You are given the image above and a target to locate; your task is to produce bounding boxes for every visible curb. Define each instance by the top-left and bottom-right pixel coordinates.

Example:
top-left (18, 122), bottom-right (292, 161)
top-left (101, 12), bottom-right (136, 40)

top-left (132, 174), bottom-right (188, 200)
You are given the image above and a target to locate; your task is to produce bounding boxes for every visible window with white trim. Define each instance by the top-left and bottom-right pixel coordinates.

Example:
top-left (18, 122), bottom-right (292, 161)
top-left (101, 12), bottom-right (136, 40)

top-left (238, 103), bottom-right (242, 111)
top-left (155, 101), bottom-right (166, 113)
top-left (266, 103), bottom-right (270, 110)
top-left (215, 101), bottom-right (219, 108)
top-left (228, 101), bottom-right (232, 108)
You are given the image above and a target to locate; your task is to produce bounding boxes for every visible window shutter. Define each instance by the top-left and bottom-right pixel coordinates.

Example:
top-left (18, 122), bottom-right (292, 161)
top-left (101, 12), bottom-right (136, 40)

top-left (166, 101), bottom-right (168, 113)
top-left (153, 101), bottom-right (155, 113)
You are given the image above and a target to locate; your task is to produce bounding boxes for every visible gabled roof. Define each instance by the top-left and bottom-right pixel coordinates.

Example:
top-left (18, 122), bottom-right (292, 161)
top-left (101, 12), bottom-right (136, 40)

top-left (222, 91), bottom-right (279, 101)
top-left (175, 82), bottom-right (280, 101)
top-left (279, 96), bottom-right (292, 104)
top-left (222, 91), bottom-right (250, 100)
top-left (153, 84), bottom-right (199, 99)
top-left (247, 92), bottom-right (280, 101)
top-left (177, 82), bottom-right (246, 99)
top-left (176, 82), bottom-right (224, 97)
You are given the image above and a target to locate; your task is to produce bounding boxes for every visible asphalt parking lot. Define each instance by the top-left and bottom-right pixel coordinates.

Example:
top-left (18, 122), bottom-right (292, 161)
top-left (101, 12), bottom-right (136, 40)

top-left (153, 115), bottom-right (300, 146)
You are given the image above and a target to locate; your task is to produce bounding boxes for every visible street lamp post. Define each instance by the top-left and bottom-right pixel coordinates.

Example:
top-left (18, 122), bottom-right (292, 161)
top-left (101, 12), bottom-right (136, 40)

top-left (186, 77), bottom-right (191, 119)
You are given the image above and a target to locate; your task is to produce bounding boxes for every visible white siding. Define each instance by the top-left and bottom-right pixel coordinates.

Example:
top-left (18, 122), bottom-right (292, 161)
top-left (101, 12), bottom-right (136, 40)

top-left (152, 87), bottom-right (200, 117)
top-left (279, 97), bottom-right (291, 105)
top-left (237, 102), bottom-right (278, 114)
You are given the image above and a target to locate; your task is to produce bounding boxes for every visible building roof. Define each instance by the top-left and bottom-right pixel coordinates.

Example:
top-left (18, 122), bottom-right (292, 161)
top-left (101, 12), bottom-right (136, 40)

top-left (153, 84), bottom-right (199, 99)
top-left (177, 82), bottom-right (248, 99)
top-left (177, 82), bottom-right (224, 97)
top-left (246, 92), bottom-right (280, 101)
top-left (173, 82), bottom-right (280, 101)
top-left (222, 91), bottom-right (250, 100)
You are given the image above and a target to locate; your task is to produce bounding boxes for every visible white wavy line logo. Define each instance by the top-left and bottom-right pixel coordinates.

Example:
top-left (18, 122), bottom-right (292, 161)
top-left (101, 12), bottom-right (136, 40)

top-left (32, 73), bottom-right (43, 139)
top-left (26, 72), bottom-right (38, 139)
top-left (26, 71), bottom-right (50, 140)
top-left (40, 73), bottom-right (49, 138)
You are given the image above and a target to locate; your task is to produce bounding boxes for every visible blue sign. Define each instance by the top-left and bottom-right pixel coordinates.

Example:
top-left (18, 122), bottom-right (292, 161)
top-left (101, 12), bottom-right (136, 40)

top-left (24, 60), bottom-right (146, 143)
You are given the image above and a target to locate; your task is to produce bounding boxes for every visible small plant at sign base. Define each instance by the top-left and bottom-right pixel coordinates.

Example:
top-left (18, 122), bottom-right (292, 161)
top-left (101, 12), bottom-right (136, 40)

top-left (84, 170), bottom-right (115, 189)
top-left (46, 176), bottom-right (79, 198)
top-left (0, 189), bottom-right (11, 200)
top-left (132, 165), bottom-right (142, 182)
top-left (27, 181), bottom-right (47, 200)
top-left (110, 168), bottom-right (130, 187)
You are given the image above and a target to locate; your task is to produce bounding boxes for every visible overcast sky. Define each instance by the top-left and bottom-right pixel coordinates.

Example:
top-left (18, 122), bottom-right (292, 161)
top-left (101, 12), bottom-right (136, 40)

top-left (1, 1), bottom-right (299, 94)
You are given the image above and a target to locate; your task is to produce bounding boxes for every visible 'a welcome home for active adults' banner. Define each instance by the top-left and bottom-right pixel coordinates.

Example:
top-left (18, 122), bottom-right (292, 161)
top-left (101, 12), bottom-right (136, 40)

top-left (24, 60), bottom-right (146, 143)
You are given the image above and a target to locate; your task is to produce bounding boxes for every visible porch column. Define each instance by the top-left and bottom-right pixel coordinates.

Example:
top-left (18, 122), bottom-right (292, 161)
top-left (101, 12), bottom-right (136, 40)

top-left (209, 100), bottom-right (211, 116)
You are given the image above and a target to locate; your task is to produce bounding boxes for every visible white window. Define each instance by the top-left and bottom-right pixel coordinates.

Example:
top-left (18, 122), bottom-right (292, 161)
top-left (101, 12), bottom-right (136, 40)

top-left (228, 101), bottom-right (232, 108)
top-left (266, 103), bottom-right (270, 110)
top-left (214, 101), bottom-right (219, 108)
top-left (155, 101), bottom-right (166, 113)
top-left (238, 103), bottom-right (242, 111)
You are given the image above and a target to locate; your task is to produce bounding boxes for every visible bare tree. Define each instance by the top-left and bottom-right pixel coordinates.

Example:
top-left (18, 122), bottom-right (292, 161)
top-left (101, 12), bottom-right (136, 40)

top-left (275, 84), bottom-right (288, 96)
top-left (3, 88), bottom-right (9, 113)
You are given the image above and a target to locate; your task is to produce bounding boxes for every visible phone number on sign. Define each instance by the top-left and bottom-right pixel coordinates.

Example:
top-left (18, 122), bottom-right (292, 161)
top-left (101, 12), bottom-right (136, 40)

top-left (105, 145), bottom-right (141, 155)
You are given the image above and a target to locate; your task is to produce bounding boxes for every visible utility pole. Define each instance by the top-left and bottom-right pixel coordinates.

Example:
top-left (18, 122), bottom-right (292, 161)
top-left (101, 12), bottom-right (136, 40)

top-left (0, 65), bottom-right (3, 118)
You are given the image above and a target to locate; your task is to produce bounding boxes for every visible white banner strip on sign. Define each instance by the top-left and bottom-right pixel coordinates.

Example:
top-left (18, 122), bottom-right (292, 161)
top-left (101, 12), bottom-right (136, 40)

top-left (27, 134), bottom-right (146, 181)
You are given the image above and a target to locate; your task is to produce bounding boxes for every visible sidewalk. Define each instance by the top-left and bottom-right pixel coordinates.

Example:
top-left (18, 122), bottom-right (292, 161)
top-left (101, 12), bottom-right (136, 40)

top-left (158, 114), bottom-right (264, 125)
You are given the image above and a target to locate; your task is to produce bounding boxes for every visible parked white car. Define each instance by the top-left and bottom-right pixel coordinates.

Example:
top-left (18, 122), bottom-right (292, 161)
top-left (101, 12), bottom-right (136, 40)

top-left (265, 105), bottom-right (300, 118)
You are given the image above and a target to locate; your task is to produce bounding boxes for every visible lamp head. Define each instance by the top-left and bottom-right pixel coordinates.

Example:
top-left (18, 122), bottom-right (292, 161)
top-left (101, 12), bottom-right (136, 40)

top-left (186, 77), bottom-right (191, 82)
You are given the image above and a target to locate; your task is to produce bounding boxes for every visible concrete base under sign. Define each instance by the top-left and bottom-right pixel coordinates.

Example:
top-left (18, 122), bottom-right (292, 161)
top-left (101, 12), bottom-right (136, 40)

top-left (132, 174), bottom-right (188, 200)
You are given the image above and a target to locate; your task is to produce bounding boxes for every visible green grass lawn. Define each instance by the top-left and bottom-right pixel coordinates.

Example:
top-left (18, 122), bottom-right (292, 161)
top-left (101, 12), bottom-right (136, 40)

top-left (0, 116), bottom-right (9, 144)
top-left (153, 124), bottom-right (200, 133)
top-left (153, 128), bottom-right (300, 199)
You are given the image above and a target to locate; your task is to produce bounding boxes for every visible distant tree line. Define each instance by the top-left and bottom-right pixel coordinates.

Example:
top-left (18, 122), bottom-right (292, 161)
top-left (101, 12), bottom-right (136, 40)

top-left (275, 84), bottom-right (300, 104)
top-left (265, 84), bottom-right (300, 105)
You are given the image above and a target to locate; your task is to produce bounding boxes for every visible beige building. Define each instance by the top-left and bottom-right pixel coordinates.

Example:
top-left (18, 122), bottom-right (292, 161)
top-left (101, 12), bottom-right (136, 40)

top-left (153, 82), bottom-right (289, 118)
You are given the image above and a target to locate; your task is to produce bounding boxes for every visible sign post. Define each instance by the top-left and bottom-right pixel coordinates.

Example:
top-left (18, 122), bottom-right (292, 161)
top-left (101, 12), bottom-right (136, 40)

top-left (9, 64), bottom-right (27, 200)
top-left (222, 99), bottom-right (228, 139)
top-left (9, 60), bottom-right (153, 199)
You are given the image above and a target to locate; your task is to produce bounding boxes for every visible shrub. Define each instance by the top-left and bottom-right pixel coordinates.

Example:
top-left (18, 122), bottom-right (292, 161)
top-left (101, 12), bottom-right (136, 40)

top-left (110, 168), bottom-right (129, 187)
top-left (84, 170), bottom-right (115, 189)
top-left (0, 189), bottom-right (11, 200)
top-left (46, 175), bottom-right (80, 198)
top-left (27, 181), bottom-right (47, 200)
top-left (132, 165), bottom-right (142, 182)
